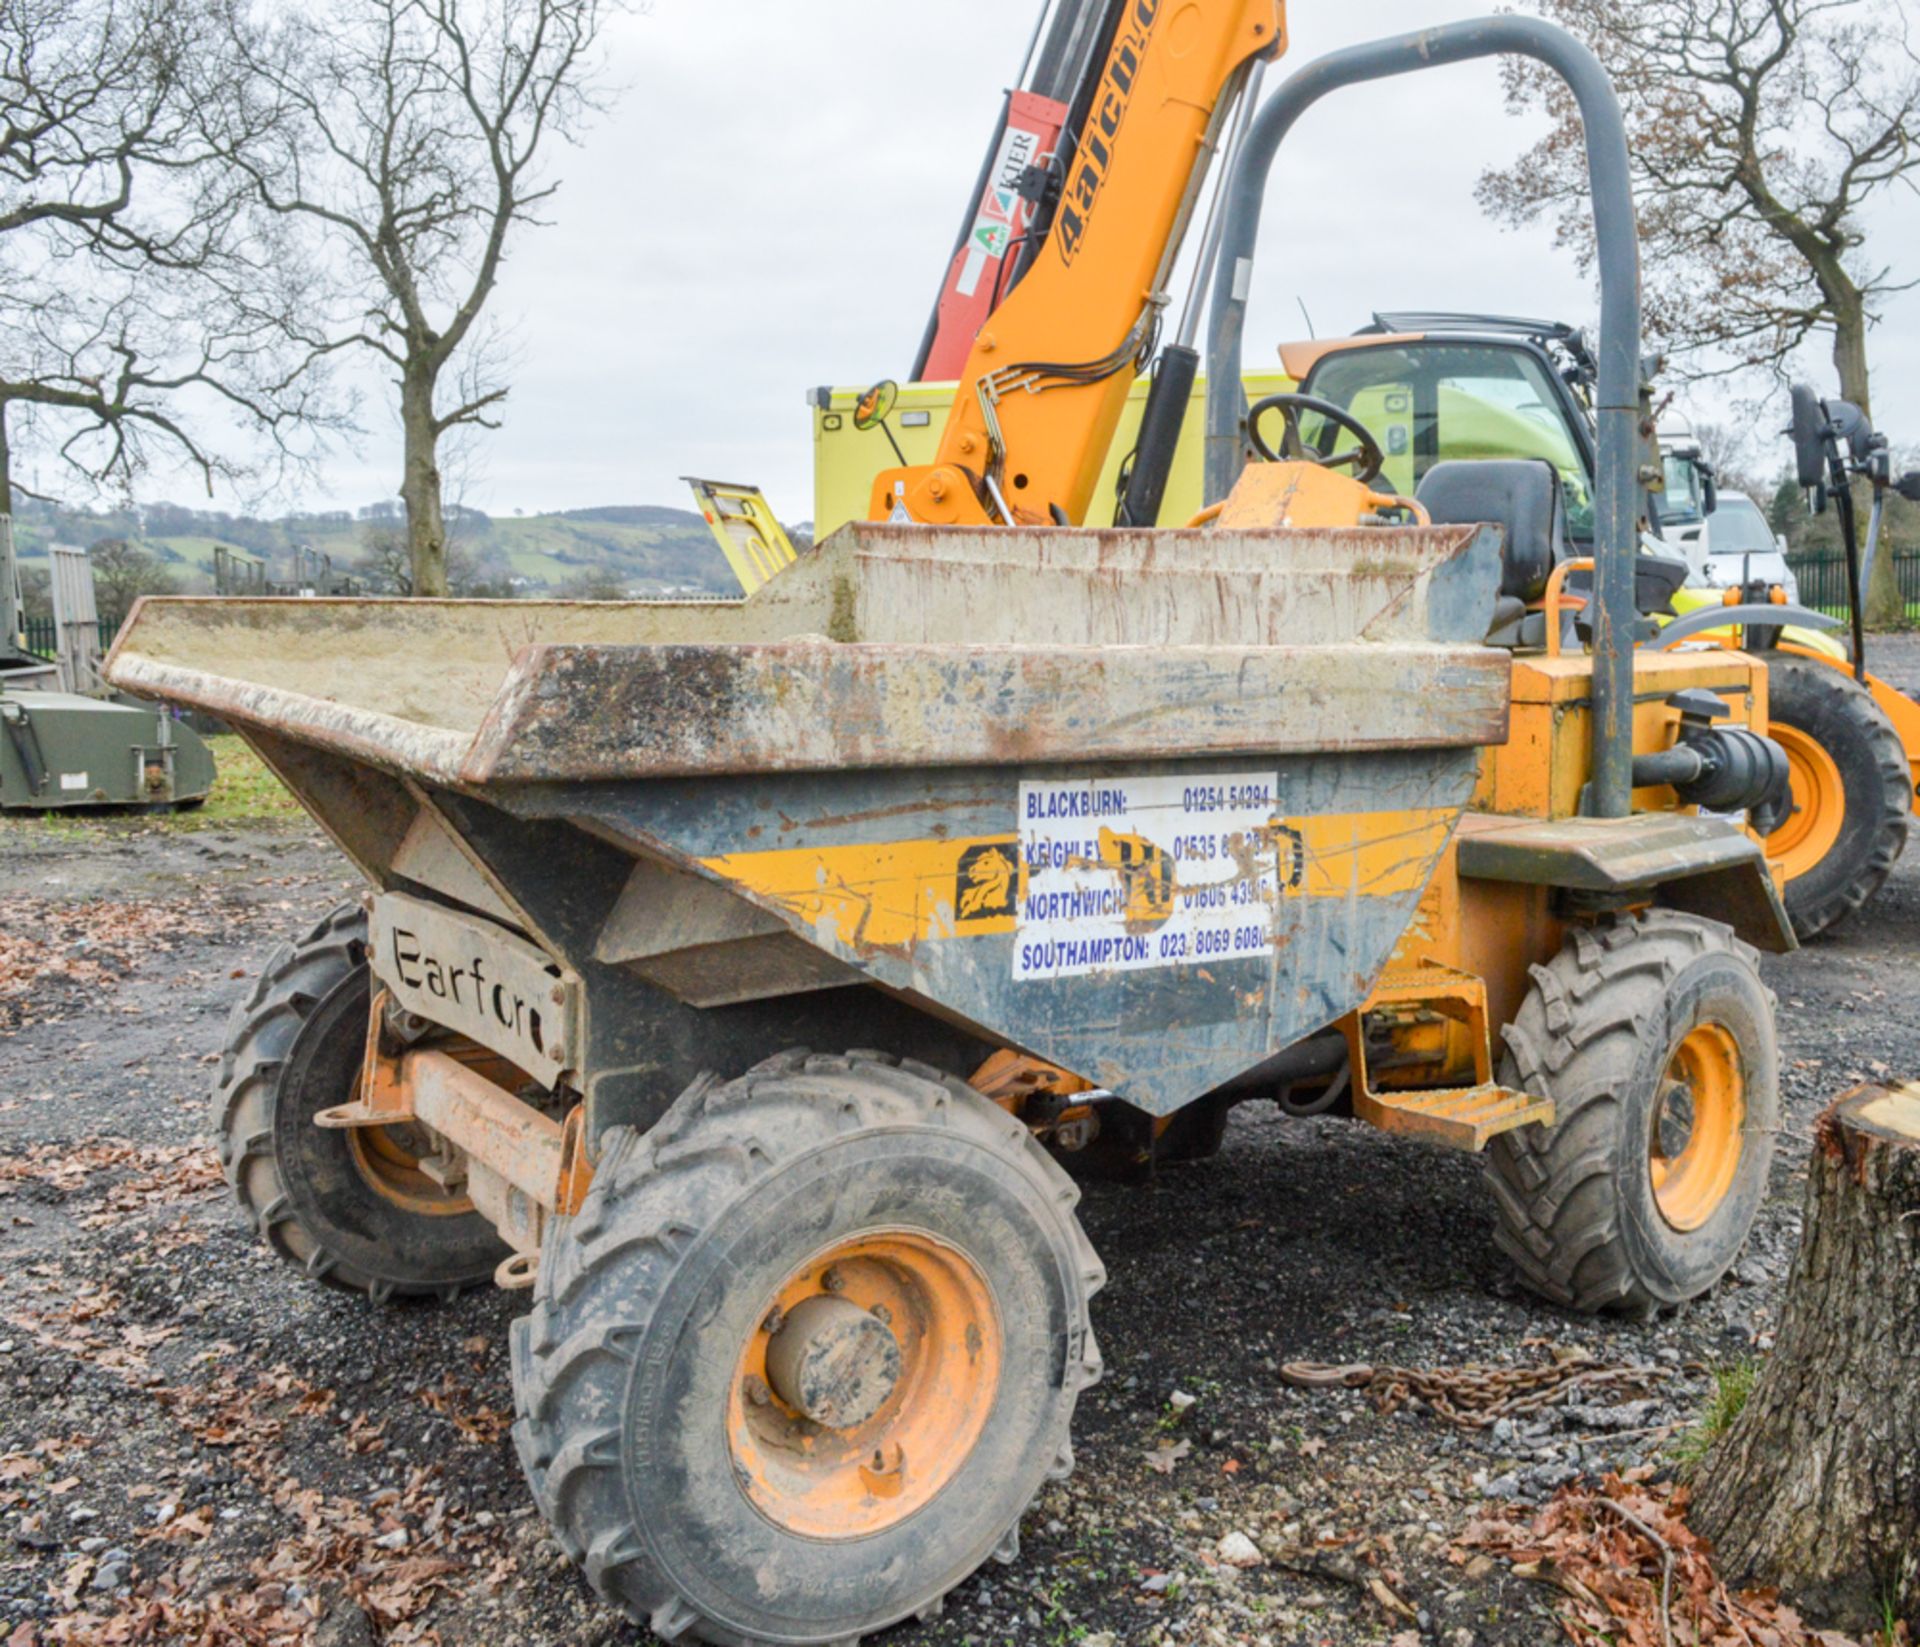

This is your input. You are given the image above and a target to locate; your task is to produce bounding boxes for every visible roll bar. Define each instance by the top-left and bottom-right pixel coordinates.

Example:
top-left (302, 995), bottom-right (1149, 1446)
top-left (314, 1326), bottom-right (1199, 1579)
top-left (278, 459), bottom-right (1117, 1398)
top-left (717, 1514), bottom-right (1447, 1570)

top-left (1202, 18), bottom-right (1643, 820)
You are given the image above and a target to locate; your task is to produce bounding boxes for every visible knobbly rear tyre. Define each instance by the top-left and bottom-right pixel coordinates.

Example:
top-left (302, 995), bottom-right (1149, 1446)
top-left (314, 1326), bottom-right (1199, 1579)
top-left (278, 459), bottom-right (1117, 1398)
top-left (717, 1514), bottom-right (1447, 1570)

top-left (510, 1050), bottom-right (1105, 1646)
top-left (1761, 652), bottom-right (1912, 940)
top-left (213, 902), bottom-right (506, 1302)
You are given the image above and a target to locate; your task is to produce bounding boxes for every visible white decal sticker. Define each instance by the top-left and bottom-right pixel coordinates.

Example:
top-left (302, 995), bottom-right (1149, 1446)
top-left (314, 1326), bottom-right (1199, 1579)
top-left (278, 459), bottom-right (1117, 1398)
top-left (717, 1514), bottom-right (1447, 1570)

top-left (955, 124), bottom-right (1040, 298)
top-left (59, 772), bottom-right (89, 791)
top-left (1014, 774), bottom-right (1292, 981)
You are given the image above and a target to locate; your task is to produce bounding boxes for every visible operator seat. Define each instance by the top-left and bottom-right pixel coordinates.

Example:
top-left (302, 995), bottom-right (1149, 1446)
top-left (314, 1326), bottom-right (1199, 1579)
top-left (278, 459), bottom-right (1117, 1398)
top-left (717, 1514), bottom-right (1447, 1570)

top-left (1415, 459), bottom-right (1562, 646)
top-left (1413, 458), bottom-right (1693, 648)
top-left (1415, 460), bottom-right (1562, 601)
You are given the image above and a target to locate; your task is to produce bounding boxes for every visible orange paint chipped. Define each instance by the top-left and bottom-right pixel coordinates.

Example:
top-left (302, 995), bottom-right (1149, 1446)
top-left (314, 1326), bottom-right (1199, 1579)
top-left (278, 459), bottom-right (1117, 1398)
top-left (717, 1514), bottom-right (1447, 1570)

top-left (700, 807), bottom-right (1458, 953)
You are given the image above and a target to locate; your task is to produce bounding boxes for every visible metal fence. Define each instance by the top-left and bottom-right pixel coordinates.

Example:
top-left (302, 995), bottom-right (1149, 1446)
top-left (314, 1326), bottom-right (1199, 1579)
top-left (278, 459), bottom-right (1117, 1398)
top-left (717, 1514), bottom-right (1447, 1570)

top-left (1785, 549), bottom-right (1920, 618)
top-left (20, 615), bottom-right (121, 660)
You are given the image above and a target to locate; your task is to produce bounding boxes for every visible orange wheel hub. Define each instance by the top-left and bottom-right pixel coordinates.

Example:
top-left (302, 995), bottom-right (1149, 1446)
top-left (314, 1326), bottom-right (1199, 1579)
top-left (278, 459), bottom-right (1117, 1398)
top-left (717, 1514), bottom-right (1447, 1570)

top-left (727, 1231), bottom-right (1000, 1539)
top-left (1650, 1023), bottom-right (1747, 1232)
top-left (1768, 722), bottom-right (1845, 886)
top-left (346, 1122), bottom-right (472, 1219)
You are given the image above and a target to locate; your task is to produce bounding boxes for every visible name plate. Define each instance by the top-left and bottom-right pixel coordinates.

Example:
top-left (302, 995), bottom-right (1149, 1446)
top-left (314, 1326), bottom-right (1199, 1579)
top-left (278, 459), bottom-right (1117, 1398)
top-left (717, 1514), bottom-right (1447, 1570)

top-left (369, 892), bottom-right (576, 1087)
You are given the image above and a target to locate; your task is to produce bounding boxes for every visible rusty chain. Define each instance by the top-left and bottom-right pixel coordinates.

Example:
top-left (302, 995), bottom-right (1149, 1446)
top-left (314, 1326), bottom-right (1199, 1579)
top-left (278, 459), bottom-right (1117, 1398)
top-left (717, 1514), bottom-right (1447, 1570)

top-left (1278, 1352), bottom-right (1671, 1429)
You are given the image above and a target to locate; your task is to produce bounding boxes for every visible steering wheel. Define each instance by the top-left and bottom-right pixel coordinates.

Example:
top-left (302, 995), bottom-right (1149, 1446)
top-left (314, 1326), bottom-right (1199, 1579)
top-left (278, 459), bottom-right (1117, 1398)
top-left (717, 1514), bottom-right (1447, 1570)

top-left (1246, 393), bottom-right (1386, 486)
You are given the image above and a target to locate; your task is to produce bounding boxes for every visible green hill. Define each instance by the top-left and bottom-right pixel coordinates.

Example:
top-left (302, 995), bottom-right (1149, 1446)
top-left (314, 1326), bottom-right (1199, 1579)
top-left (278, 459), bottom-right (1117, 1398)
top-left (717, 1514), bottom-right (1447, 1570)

top-left (10, 498), bottom-right (739, 598)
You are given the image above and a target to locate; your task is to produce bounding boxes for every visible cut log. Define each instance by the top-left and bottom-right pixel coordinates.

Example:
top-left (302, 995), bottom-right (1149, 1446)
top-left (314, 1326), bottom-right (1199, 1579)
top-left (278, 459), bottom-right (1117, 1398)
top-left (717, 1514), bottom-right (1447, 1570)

top-left (1691, 1083), bottom-right (1920, 1635)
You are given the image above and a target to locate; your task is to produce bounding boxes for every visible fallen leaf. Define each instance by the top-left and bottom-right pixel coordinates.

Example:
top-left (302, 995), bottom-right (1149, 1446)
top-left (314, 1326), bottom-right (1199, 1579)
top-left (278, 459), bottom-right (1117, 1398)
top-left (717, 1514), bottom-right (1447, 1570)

top-left (1144, 1439), bottom-right (1192, 1475)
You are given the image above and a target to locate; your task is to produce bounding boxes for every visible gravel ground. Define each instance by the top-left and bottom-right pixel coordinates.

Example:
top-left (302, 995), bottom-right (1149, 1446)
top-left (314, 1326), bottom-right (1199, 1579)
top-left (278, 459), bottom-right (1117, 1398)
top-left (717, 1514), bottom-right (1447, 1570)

top-left (6, 639), bottom-right (1920, 1647)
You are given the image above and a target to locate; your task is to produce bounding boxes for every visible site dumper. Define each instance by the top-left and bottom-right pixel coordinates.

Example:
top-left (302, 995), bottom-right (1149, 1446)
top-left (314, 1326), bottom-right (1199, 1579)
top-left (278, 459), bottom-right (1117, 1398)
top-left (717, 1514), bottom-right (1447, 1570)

top-left (104, 16), bottom-right (1801, 1644)
top-left (105, 510), bottom-right (1786, 1642)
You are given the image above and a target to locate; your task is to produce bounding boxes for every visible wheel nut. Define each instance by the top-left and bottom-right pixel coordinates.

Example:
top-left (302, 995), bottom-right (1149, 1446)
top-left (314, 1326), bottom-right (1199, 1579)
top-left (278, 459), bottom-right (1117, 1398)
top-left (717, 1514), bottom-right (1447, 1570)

top-left (762, 1305), bottom-right (785, 1335)
top-left (822, 1267), bottom-right (846, 1293)
top-left (870, 1304), bottom-right (891, 1325)
top-left (744, 1374), bottom-right (771, 1408)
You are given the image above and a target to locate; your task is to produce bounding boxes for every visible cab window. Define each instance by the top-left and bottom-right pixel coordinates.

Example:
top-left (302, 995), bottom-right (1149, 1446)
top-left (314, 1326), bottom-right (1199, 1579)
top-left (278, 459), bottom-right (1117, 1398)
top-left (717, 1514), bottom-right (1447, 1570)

top-left (1661, 452), bottom-right (1707, 526)
top-left (1298, 343), bottom-right (1596, 543)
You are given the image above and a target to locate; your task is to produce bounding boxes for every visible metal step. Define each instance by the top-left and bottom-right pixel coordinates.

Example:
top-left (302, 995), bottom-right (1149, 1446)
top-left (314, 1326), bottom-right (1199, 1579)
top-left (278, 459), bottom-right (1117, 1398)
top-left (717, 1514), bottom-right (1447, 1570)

top-left (1355, 1083), bottom-right (1555, 1152)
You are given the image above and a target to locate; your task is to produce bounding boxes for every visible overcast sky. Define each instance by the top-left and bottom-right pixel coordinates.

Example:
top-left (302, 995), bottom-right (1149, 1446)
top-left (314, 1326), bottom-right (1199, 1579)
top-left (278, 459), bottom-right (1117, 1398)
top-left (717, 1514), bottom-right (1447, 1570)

top-left (201, 0), bottom-right (1920, 519)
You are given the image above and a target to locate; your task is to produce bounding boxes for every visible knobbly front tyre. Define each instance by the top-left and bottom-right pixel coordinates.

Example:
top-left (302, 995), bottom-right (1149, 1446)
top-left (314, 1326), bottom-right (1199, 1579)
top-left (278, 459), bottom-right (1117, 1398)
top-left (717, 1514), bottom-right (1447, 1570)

top-left (1487, 912), bottom-right (1778, 1317)
top-left (213, 902), bottom-right (507, 1302)
top-left (510, 1050), bottom-right (1105, 1646)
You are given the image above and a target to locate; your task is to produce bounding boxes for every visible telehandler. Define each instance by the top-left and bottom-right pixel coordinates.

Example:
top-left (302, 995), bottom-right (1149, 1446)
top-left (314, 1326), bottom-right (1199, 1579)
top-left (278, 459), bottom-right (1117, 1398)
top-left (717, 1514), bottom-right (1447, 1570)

top-left (1249, 321), bottom-right (1918, 942)
top-left (107, 11), bottom-right (1797, 1643)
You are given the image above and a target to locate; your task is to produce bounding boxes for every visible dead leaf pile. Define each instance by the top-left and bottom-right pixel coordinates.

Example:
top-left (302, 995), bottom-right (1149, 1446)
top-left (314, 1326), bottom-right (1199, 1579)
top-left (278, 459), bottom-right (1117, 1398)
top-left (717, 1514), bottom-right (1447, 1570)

top-left (1457, 1474), bottom-right (1870, 1647)
top-left (3, 1286), bottom-right (520, 1646)
top-left (0, 892), bottom-right (228, 1025)
top-left (417, 1374), bottom-right (512, 1446)
top-left (0, 1139), bottom-right (224, 1223)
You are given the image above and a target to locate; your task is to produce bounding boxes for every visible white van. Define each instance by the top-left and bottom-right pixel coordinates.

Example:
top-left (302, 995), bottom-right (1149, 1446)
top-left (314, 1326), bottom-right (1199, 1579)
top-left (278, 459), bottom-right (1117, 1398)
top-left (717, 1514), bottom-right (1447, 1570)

top-left (1660, 448), bottom-right (1800, 602)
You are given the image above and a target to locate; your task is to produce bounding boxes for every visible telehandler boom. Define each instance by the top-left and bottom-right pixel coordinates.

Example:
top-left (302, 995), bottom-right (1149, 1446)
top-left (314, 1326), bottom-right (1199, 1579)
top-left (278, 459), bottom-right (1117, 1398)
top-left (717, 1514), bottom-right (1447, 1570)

top-left (874, 0), bottom-right (1285, 529)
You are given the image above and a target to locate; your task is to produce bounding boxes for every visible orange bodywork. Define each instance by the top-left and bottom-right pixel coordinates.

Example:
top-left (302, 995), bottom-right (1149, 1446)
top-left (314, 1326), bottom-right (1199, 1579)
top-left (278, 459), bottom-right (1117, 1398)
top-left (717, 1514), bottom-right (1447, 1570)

top-left (320, 1009), bottom-right (593, 1238)
top-left (1209, 460), bottom-right (1427, 528)
top-left (1350, 645), bottom-right (1772, 1095)
top-left (869, 0), bottom-right (1286, 528)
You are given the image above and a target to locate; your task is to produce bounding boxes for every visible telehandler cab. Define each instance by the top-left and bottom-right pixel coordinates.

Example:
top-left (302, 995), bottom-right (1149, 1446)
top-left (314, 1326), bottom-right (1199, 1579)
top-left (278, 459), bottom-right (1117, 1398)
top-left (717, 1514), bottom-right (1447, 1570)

top-left (108, 13), bottom-right (1795, 1644)
top-left (1253, 320), bottom-right (1917, 941)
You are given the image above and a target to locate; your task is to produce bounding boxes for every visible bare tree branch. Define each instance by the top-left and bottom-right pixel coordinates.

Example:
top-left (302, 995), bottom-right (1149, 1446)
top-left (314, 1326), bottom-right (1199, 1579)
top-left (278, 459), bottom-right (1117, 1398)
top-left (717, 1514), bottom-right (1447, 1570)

top-left (204, 0), bottom-right (627, 594)
top-left (1482, 0), bottom-right (1919, 419)
top-left (0, 0), bottom-right (348, 514)
top-left (1482, 0), bottom-right (1920, 622)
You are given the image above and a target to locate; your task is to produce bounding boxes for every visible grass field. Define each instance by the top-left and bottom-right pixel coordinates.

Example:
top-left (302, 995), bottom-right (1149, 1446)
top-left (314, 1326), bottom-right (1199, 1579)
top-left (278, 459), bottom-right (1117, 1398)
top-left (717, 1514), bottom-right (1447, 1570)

top-left (18, 507), bottom-right (731, 596)
top-left (184, 735), bottom-right (306, 827)
top-left (1, 734), bottom-right (304, 841)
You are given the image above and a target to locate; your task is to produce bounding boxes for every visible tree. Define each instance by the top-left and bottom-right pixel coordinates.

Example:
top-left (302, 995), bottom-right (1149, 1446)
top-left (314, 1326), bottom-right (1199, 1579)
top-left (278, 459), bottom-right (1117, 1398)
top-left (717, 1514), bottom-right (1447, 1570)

top-left (1692, 1084), bottom-right (1920, 1635)
top-left (359, 523), bottom-right (416, 595)
top-left (1688, 420), bottom-right (1770, 501)
top-left (16, 562), bottom-right (49, 620)
top-left (558, 567), bottom-right (628, 600)
top-left (87, 536), bottom-right (177, 611)
top-left (1481, 0), bottom-right (1920, 619)
top-left (1768, 474), bottom-right (1803, 539)
top-left (0, 0), bottom-right (334, 515)
top-left (209, 0), bottom-right (619, 596)
top-left (359, 519), bottom-right (497, 595)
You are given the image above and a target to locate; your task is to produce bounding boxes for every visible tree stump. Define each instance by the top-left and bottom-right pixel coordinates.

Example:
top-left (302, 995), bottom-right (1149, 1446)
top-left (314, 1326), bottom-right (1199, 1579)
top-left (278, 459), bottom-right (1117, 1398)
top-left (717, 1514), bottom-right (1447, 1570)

top-left (1692, 1084), bottom-right (1920, 1634)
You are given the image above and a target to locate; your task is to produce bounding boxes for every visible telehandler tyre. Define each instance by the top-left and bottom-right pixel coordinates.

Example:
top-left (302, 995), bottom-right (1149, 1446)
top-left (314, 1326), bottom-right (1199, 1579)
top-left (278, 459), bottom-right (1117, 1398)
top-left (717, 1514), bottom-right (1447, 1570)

top-left (1760, 651), bottom-right (1912, 941)
top-left (511, 1050), bottom-right (1105, 1647)
top-left (214, 903), bottom-right (506, 1302)
top-left (1487, 912), bottom-right (1777, 1317)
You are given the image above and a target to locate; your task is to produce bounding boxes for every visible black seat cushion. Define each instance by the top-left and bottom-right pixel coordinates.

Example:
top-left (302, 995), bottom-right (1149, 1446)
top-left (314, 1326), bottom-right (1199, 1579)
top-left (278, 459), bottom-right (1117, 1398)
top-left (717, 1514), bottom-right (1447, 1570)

top-left (1414, 459), bottom-right (1562, 601)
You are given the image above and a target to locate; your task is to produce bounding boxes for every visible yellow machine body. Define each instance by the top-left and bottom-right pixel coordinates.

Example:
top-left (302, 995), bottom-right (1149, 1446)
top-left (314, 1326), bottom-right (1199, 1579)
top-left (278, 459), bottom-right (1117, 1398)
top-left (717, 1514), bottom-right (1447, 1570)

top-left (686, 477), bottom-right (800, 596)
top-left (1337, 642), bottom-right (1779, 1141)
top-left (812, 369), bottom-right (1295, 541)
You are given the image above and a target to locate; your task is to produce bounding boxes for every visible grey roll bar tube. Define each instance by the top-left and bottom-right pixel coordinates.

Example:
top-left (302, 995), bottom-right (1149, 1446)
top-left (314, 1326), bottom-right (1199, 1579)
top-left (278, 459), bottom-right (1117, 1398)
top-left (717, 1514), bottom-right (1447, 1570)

top-left (1203, 19), bottom-right (1643, 820)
